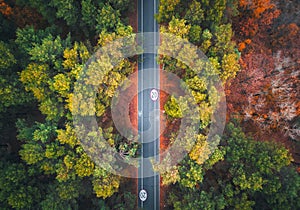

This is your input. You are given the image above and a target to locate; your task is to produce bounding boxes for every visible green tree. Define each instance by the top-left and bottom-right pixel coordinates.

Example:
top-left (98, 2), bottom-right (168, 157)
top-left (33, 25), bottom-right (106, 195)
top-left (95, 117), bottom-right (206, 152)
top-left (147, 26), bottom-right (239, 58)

top-left (1, 1), bottom-right (137, 209)
top-left (199, 28), bottom-right (212, 53)
top-left (96, 4), bottom-right (121, 33)
top-left (92, 167), bottom-right (120, 199)
top-left (16, 119), bottom-right (121, 201)
top-left (188, 25), bottom-right (202, 44)
top-left (178, 157), bottom-right (204, 188)
top-left (170, 190), bottom-right (225, 210)
top-left (0, 41), bottom-right (16, 69)
top-left (0, 41), bottom-right (31, 112)
top-left (156, 0), bottom-right (180, 23)
top-left (166, 121), bottom-right (300, 210)
top-left (81, 0), bottom-right (98, 28)
top-left (199, 0), bottom-right (227, 29)
top-left (0, 160), bottom-right (42, 209)
top-left (15, 0), bottom-right (131, 41)
top-left (108, 0), bottom-right (131, 13)
top-left (209, 24), bottom-right (235, 57)
top-left (50, 0), bottom-right (80, 26)
top-left (184, 0), bottom-right (204, 26)
top-left (111, 191), bottom-right (137, 210)
top-left (16, 27), bottom-right (137, 204)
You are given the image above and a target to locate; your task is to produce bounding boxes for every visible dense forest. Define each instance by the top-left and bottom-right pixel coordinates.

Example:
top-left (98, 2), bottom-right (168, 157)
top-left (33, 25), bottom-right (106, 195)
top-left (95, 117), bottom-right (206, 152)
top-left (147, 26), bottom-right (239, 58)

top-left (0, 0), bottom-right (299, 209)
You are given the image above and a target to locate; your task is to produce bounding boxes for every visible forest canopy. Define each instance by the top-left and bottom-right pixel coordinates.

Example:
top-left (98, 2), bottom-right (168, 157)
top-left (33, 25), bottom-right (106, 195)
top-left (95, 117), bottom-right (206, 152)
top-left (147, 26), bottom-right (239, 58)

top-left (0, 0), bottom-right (299, 209)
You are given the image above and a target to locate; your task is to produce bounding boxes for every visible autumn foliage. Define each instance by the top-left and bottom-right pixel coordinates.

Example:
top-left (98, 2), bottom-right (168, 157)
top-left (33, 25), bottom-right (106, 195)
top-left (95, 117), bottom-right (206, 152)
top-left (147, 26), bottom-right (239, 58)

top-left (0, 0), bottom-right (44, 28)
top-left (235, 0), bottom-right (280, 39)
top-left (227, 0), bottom-right (300, 165)
top-left (0, 0), bottom-right (12, 16)
top-left (0, 0), bottom-right (299, 209)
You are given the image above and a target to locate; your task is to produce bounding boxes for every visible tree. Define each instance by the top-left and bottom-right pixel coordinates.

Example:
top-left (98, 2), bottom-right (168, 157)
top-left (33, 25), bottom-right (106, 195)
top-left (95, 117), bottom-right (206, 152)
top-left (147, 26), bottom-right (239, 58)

top-left (0, 160), bottom-right (42, 209)
top-left (96, 3), bottom-right (121, 33)
top-left (14, 0), bottom-right (131, 42)
top-left (111, 192), bottom-right (136, 210)
top-left (162, 17), bottom-right (191, 39)
top-left (169, 190), bottom-right (225, 210)
top-left (92, 167), bottom-right (120, 199)
top-left (220, 122), bottom-right (299, 209)
top-left (158, 4), bottom-right (240, 193)
top-left (15, 26), bottom-right (54, 57)
top-left (156, 0), bottom-right (180, 23)
top-left (164, 95), bottom-right (183, 118)
top-left (108, 0), bottom-right (131, 13)
top-left (0, 1), bottom-right (137, 209)
top-left (81, 0), bottom-right (98, 28)
top-left (235, 0), bottom-right (280, 38)
top-left (16, 25), bottom-right (138, 205)
top-left (50, 0), bottom-right (80, 26)
top-left (0, 41), bottom-right (31, 111)
top-left (208, 24), bottom-right (236, 58)
top-left (188, 25), bottom-right (202, 45)
top-left (16, 118), bottom-right (121, 201)
top-left (178, 157), bottom-right (204, 188)
top-left (198, 0), bottom-right (227, 29)
top-left (166, 121), bottom-right (300, 209)
top-left (220, 52), bottom-right (240, 81)
top-left (0, 0), bottom-right (45, 29)
top-left (186, 76), bottom-right (207, 103)
top-left (184, 0), bottom-right (204, 26)
top-left (199, 28), bottom-right (212, 53)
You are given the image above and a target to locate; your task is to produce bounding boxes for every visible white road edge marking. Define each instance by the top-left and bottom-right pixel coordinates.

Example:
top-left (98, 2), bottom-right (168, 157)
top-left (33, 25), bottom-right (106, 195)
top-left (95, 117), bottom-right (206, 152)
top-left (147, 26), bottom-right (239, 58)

top-left (141, 0), bottom-right (144, 208)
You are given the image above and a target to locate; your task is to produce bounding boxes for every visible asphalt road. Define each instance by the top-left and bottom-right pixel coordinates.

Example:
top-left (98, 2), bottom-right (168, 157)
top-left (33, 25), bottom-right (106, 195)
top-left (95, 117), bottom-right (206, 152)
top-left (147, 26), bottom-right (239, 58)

top-left (137, 0), bottom-right (160, 209)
